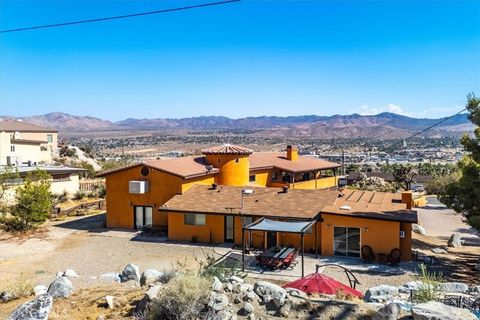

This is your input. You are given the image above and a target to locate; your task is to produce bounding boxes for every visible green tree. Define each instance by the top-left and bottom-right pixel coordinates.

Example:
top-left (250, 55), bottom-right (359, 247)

top-left (439, 94), bottom-right (480, 231)
top-left (392, 164), bottom-right (417, 190)
top-left (10, 170), bottom-right (52, 231)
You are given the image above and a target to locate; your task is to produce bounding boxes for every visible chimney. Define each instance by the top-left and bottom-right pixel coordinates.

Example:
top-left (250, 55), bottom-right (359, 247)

top-left (286, 145), bottom-right (298, 161)
top-left (401, 191), bottom-right (413, 210)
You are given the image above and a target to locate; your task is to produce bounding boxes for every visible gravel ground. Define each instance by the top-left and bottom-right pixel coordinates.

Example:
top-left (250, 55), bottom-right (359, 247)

top-left (0, 213), bottom-right (416, 293)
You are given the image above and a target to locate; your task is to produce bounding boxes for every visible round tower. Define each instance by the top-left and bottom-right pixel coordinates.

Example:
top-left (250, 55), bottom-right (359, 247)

top-left (202, 144), bottom-right (253, 187)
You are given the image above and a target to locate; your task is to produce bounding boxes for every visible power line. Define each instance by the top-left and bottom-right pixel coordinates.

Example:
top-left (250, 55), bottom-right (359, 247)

top-left (0, 0), bottom-right (240, 34)
top-left (390, 107), bottom-right (468, 149)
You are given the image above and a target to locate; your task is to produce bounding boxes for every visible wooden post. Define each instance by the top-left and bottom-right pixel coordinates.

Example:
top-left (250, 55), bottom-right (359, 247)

top-left (301, 233), bottom-right (305, 278)
top-left (315, 222), bottom-right (318, 259)
top-left (242, 228), bottom-right (245, 272)
top-left (292, 174), bottom-right (295, 189)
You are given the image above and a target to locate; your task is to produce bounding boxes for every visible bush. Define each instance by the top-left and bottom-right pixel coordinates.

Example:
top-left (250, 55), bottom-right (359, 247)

top-left (141, 274), bottom-right (210, 320)
top-left (412, 263), bottom-right (443, 303)
top-left (53, 190), bottom-right (70, 204)
top-left (198, 252), bottom-right (245, 282)
top-left (97, 185), bottom-right (106, 198)
top-left (0, 279), bottom-right (33, 301)
top-left (2, 170), bottom-right (52, 231)
top-left (73, 190), bottom-right (86, 200)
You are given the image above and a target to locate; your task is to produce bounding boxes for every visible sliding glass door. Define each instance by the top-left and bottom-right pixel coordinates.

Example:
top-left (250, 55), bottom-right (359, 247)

top-left (134, 206), bottom-right (153, 229)
top-left (333, 226), bottom-right (360, 258)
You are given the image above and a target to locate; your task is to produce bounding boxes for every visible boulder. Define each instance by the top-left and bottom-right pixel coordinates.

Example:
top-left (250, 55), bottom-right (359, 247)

top-left (438, 282), bottom-right (469, 293)
top-left (247, 314), bottom-right (255, 320)
top-left (63, 269), bottom-right (79, 277)
top-left (286, 287), bottom-right (308, 299)
top-left (279, 300), bottom-right (292, 317)
top-left (400, 281), bottom-right (424, 293)
top-left (469, 285), bottom-right (480, 295)
top-left (229, 276), bottom-right (244, 284)
top-left (8, 294), bottom-right (53, 320)
top-left (208, 292), bottom-right (229, 312)
top-left (364, 285), bottom-right (399, 303)
top-left (372, 303), bottom-right (401, 320)
top-left (105, 295), bottom-right (115, 309)
top-left (431, 248), bottom-right (447, 254)
top-left (212, 310), bottom-right (234, 320)
top-left (145, 284), bottom-right (161, 301)
top-left (47, 276), bottom-right (73, 298)
top-left (254, 281), bottom-right (288, 307)
top-left (412, 301), bottom-right (477, 320)
top-left (99, 273), bottom-right (121, 283)
top-left (212, 277), bottom-right (223, 292)
top-left (447, 233), bottom-right (463, 248)
top-left (224, 283), bottom-right (233, 292)
top-left (0, 291), bottom-right (13, 303)
top-left (244, 290), bottom-right (260, 302)
top-left (413, 224), bottom-right (427, 235)
top-left (140, 269), bottom-right (164, 286)
top-left (243, 302), bottom-right (254, 315)
top-left (33, 285), bottom-right (48, 296)
top-left (121, 263), bottom-right (140, 282)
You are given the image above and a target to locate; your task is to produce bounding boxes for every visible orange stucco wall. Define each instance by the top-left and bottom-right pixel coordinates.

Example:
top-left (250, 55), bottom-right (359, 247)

top-left (168, 212), bottom-right (224, 243)
top-left (400, 222), bottom-right (413, 261)
top-left (105, 166), bottom-right (214, 229)
top-left (320, 214), bottom-right (403, 258)
top-left (206, 154), bottom-right (250, 186)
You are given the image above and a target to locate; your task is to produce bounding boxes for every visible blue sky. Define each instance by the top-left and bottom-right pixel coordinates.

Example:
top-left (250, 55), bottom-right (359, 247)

top-left (0, 0), bottom-right (479, 121)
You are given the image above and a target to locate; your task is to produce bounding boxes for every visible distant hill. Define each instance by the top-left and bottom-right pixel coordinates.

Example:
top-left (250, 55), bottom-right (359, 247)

top-left (1, 111), bottom-right (472, 139)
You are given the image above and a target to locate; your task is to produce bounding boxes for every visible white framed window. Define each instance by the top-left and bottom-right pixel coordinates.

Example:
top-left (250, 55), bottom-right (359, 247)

top-left (47, 134), bottom-right (53, 143)
top-left (185, 213), bottom-right (206, 226)
top-left (10, 145), bottom-right (15, 152)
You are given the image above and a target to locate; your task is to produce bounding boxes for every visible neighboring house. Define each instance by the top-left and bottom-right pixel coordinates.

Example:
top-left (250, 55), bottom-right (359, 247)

top-left (347, 171), bottom-right (433, 190)
top-left (0, 120), bottom-right (58, 165)
top-left (98, 144), bottom-right (417, 261)
top-left (1, 165), bottom-right (87, 203)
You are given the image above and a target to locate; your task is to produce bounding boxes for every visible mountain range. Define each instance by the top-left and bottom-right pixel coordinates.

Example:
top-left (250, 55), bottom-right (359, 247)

top-left (0, 111), bottom-right (472, 139)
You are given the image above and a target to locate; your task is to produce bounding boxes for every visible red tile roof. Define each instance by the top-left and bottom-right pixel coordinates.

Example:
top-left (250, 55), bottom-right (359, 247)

top-left (202, 144), bottom-right (253, 155)
top-left (97, 156), bottom-right (219, 179)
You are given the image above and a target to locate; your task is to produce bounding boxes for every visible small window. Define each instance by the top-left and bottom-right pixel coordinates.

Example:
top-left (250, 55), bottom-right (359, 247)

top-left (10, 145), bottom-right (15, 152)
top-left (47, 134), bottom-right (53, 143)
top-left (249, 175), bottom-right (256, 182)
top-left (185, 213), bottom-right (206, 226)
top-left (141, 166), bottom-right (150, 176)
top-left (272, 172), bottom-right (278, 181)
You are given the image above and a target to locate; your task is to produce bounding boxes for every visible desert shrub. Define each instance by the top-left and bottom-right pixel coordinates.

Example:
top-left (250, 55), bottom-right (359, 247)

top-left (0, 279), bottom-right (33, 301)
top-left (198, 252), bottom-right (245, 282)
top-left (334, 288), bottom-right (358, 301)
top-left (1, 170), bottom-right (52, 231)
top-left (53, 190), bottom-right (70, 204)
top-left (73, 190), bottom-right (86, 200)
top-left (142, 274), bottom-right (210, 320)
top-left (96, 185), bottom-right (106, 198)
top-left (412, 263), bottom-right (443, 303)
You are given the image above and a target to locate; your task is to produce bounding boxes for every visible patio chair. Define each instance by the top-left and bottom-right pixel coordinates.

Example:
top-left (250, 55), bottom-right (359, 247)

top-left (387, 248), bottom-right (401, 265)
top-left (283, 250), bottom-right (298, 268)
top-left (361, 245), bottom-right (375, 263)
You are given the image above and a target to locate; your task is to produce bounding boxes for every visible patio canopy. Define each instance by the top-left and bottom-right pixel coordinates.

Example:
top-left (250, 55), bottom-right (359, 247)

top-left (241, 217), bottom-right (319, 277)
top-left (244, 218), bottom-right (315, 234)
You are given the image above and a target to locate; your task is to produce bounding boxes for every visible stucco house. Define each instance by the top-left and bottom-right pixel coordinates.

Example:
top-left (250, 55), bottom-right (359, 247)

top-left (98, 144), bottom-right (417, 261)
top-left (0, 120), bottom-right (58, 166)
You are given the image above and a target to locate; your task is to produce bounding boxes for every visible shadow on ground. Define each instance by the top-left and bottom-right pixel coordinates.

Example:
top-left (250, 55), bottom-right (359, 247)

top-left (55, 213), bottom-right (109, 233)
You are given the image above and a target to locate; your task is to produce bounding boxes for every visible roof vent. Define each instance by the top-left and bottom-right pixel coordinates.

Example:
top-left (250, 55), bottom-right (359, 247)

top-left (211, 183), bottom-right (218, 190)
top-left (282, 186), bottom-right (289, 193)
top-left (340, 205), bottom-right (351, 210)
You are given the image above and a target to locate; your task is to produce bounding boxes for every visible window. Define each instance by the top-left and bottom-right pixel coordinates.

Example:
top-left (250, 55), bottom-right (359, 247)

top-left (272, 171), bottom-right (278, 181)
top-left (134, 206), bottom-right (153, 229)
top-left (185, 213), bottom-right (206, 226)
top-left (333, 226), bottom-right (360, 258)
top-left (249, 175), bottom-right (256, 182)
top-left (10, 145), bottom-right (15, 152)
top-left (47, 134), bottom-right (53, 143)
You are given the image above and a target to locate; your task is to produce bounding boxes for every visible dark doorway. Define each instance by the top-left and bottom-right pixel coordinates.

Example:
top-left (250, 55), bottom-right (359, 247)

top-left (267, 231), bottom-right (277, 248)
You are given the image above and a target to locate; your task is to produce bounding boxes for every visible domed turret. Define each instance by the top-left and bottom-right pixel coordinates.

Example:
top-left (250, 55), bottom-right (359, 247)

top-left (202, 144), bottom-right (253, 186)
